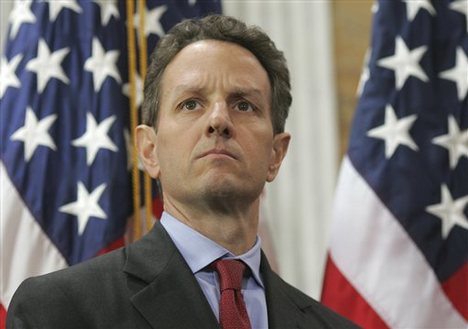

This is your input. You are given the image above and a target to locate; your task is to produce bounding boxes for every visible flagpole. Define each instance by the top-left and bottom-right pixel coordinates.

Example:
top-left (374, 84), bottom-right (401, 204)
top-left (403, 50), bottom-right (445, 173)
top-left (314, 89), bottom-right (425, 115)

top-left (126, 0), bottom-right (142, 240)
top-left (137, 0), bottom-right (154, 232)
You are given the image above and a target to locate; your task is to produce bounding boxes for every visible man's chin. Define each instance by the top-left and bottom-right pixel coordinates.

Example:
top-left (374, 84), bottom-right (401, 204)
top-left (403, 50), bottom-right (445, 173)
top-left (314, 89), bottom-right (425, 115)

top-left (202, 177), bottom-right (240, 198)
top-left (200, 178), bottom-right (262, 206)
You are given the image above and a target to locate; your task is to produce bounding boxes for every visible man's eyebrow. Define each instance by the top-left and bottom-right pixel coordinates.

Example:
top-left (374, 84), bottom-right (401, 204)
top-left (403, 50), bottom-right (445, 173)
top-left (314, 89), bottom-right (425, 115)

top-left (171, 85), bottom-right (267, 99)
top-left (230, 88), bottom-right (265, 98)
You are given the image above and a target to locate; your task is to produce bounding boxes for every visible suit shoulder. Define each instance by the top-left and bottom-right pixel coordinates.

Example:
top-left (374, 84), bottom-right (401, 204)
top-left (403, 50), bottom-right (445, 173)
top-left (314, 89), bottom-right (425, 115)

top-left (7, 248), bottom-right (131, 328)
top-left (270, 273), bottom-right (361, 329)
top-left (7, 248), bottom-right (128, 327)
top-left (38, 246), bottom-right (127, 289)
top-left (7, 268), bottom-right (88, 328)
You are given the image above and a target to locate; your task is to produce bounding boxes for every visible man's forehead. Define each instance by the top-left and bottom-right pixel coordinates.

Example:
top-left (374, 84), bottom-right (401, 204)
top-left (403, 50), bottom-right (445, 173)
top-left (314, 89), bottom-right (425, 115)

top-left (160, 40), bottom-right (271, 96)
top-left (165, 39), bottom-right (263, 72)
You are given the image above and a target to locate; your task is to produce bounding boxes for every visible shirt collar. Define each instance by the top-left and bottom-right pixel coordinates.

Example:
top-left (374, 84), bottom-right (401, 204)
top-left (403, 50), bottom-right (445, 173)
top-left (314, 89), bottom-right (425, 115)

top-left (160, 211), bottom-right (264, 288)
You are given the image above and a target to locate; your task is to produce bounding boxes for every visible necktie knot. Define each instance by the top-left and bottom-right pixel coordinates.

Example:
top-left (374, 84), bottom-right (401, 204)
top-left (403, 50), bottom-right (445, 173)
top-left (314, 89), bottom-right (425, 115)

top-left (212, 259), bottom-right (246, 291)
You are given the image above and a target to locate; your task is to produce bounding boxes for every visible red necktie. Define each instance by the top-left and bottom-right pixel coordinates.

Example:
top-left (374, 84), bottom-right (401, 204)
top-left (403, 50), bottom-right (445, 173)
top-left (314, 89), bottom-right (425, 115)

top-left (212, 259), bottom-right (252, 329)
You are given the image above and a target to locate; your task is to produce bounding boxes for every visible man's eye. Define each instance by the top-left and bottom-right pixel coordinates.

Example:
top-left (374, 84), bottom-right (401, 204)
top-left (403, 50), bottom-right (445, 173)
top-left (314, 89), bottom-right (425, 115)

top-left (181, 100), bottom-right (199, 111)
top-left (236, 101), bottom-right (253, 112)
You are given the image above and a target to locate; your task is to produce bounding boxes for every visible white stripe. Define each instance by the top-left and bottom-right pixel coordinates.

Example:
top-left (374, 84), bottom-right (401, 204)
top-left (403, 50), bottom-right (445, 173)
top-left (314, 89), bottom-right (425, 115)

top-left (0, 161), bottom-right (67, 308)
top-left (330, 156), bottom-right (466, 329)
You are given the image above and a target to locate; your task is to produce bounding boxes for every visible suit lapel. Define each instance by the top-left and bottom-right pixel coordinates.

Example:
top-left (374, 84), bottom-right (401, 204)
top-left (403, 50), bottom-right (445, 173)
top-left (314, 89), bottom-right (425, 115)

top-left (123, 221), bottom-right (219, 329)
top-left (261, 253), bottom-right (324, 329)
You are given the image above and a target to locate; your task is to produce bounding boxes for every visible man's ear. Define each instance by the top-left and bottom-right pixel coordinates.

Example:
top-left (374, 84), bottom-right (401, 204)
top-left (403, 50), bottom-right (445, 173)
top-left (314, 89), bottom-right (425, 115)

top-left (135, 125), bottom-right (160, 178)
top-left (266, 132), bottom-right (291, 182)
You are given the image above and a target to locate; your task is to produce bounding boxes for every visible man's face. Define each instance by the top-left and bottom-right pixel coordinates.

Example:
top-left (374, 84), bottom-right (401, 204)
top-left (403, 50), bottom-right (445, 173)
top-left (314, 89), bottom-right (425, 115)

top-left (138, 40), bottom-right (289, 208)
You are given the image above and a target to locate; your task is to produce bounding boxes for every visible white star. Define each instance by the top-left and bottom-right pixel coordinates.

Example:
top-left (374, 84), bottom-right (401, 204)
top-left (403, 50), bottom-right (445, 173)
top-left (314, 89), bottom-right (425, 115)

top-left (367, 105), bottom-right (419, 158)
top-left (123, 73), bottom-right (143, 108)
top-left (48, 0), bottom-right (82, 22)
top-left (8, 0), bottom-right (36, 39)
top-left (93, 0), bottom-right (119, 26)
top-left (439, 47), bottom-right (468, 101)
top-left (84, 37), bottom-right (121, 92)
top-left (0, 54), bottom-right (23, 98)
top-left (426, 185), bottom-right (468, 239)
top-left (59, 182), bottom-right (107, 235)
top-left (449, 0), bottom-right (468, 33)
top-left (432, 116), bottom-right (468, 169)
top-left (377, 36), bottom-right (428, 90)
top-left (403, 0), bottom-right (436, 21)
top-left (134, 5), bottom-right (168, 38)
top-left (188, 0), bottom-right (197, 6)
top-left (26, 39), bottom-right (70, 93)
top-left (10, 107), bottom-right (57, 161)
top-left (72, 113), bottom-right (118, 166)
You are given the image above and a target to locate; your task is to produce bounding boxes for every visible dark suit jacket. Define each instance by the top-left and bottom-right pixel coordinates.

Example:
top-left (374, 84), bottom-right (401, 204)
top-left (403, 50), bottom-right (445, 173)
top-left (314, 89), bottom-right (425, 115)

top-left (7, 221), bottom-right (359, 329)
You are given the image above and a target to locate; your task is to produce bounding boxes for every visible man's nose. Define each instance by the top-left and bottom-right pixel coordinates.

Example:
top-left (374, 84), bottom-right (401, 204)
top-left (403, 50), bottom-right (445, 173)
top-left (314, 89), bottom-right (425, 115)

top-left (206, 102), bottom-right (233, 138)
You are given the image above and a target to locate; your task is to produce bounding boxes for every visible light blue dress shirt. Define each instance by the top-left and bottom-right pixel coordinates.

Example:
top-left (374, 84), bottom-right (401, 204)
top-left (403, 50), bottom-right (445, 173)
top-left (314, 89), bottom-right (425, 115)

top-left (160, 211), bottom-right (268, 329)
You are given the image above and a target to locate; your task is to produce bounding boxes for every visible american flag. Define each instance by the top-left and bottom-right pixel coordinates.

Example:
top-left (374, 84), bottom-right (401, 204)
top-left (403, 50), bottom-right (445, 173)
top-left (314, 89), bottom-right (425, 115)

top-left (0, 0), bottom-right (221, 327)
top-left (321, 0), bottom-right (467, 328)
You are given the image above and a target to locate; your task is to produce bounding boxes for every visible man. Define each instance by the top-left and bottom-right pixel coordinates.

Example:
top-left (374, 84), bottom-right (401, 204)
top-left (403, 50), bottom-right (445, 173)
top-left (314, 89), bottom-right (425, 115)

top-left (7, 15), bottom-right (359, 329)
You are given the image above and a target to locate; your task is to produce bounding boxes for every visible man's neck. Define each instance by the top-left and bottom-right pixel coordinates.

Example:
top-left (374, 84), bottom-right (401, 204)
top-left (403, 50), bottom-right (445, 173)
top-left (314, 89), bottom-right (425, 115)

top-left (163, 197), bottom-right (260, 255)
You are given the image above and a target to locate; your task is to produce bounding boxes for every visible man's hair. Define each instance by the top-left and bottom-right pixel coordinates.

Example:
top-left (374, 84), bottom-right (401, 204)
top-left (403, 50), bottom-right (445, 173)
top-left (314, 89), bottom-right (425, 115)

top-left (142, 14), bottom-right (292, 134)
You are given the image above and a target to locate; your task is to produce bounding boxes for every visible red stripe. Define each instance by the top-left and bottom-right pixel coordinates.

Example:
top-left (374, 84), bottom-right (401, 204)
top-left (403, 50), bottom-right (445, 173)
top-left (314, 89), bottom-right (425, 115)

top-left (0, 303), bottom-right (6, 329)
top-left (321, 255), bottom-right (389, 329)
top-left (96, 237), bottom-right (125, 256)
top-left (442, 262), bottom-right (468, 321)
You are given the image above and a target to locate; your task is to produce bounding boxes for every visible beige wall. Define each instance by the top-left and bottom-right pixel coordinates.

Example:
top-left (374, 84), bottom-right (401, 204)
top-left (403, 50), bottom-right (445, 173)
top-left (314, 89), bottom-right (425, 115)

top-left (332, 0), bottom-right (373, 157)
top-left (0, 1), bottom-right (13, 55)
